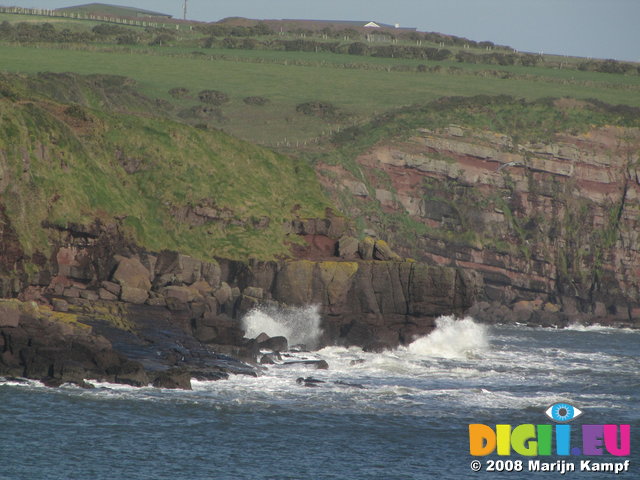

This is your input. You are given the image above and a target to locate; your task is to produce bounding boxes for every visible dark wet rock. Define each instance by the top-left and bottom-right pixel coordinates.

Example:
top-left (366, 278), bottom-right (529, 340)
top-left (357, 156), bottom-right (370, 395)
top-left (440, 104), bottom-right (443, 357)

top-left (41, 377), bottom-right (95, 389)
top-left (260, 354), bottom-right (276, 365)
top-left (254, 332), bottom-right (270, 344)
top-left (296, 376), bottom-right (325, 387)
top-left (258, 336), bottom-right (288, 353)
top-left (152, 368), bottom-right (192, 390)
top-left (362, 341), bottom-right (391, 353)
top-left (334, 380), bottom-right (366, 389)
top-left (289, 345), bottom-right (309, 352)
top-left (190, 369), bottom-right (229, 382)
top-left (285, 360), bottom-right (329, 370)
top-left (113, 361), bottom-right (150, 387)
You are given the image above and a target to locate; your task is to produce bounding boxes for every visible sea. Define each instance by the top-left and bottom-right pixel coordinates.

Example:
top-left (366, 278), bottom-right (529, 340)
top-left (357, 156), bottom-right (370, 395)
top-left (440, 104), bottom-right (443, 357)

top-left (1, 312), bottom-right (638, 480)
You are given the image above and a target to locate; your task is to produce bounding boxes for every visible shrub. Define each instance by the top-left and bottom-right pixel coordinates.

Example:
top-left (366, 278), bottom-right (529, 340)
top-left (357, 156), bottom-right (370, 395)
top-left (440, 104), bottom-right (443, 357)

top-left (243, 96), bottom-right (270, 106)
top-left (116, 34), bottom-right (138, 45)
top-left (92, 24), bottom-right (130, 36)
top-left (296, 101), bottom-right (339, 118)
top-left (198, 90), bottom-right (229, 106)
top-left (348, 42), bottom-right (368, 56)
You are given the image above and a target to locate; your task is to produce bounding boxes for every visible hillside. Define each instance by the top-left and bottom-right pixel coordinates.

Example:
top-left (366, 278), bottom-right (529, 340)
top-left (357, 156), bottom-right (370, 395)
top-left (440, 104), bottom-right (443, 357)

top-left (0, 72), bottom-right (329, 266)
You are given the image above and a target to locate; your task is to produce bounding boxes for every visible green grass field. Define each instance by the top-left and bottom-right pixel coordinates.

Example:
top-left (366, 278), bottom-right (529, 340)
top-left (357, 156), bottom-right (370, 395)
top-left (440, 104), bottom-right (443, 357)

top-left (1, 42), bottom-right (638, 146)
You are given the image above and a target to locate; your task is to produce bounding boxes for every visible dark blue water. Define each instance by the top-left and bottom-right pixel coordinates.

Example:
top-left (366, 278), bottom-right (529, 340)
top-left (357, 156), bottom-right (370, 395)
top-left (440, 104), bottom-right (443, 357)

top-left (1, 320), bottom-right (638, 479)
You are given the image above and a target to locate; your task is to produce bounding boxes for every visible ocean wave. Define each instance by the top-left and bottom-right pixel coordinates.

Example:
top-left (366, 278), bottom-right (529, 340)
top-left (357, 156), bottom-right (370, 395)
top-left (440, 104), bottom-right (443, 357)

top-left (404, 315), bottom-right (489, 359)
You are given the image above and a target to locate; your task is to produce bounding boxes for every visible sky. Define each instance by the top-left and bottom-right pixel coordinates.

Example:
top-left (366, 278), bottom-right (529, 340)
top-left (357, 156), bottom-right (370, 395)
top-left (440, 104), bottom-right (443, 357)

top-left (4, 0), bottom-right (639, 61)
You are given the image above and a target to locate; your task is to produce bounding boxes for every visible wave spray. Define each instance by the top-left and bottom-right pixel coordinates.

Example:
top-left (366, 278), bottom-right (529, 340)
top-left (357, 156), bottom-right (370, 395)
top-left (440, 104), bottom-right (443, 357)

top-left (241, 305), bottom-right (323, 349)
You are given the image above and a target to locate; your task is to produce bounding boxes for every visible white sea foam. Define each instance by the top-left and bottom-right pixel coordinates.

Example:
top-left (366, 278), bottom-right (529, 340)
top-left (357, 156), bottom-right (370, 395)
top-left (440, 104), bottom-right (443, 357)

top-left (564, 323), bottom-right (639, 333)
top-left (405, 315), bottom-right (489, 359)
top-left (242, 305), bottom-right (323, 349)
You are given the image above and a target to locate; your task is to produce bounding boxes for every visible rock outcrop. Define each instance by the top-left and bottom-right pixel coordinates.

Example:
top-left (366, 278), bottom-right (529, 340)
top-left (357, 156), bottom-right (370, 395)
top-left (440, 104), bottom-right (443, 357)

top-left (0, 212), bottom-right (479, 386)
top-left (319, 122), bottom-right (640, 327)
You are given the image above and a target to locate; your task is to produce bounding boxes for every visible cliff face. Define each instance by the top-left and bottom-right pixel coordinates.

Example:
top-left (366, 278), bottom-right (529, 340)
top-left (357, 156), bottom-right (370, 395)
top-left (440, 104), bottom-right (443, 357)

top-left (320, 122), bottom-right (640, 325)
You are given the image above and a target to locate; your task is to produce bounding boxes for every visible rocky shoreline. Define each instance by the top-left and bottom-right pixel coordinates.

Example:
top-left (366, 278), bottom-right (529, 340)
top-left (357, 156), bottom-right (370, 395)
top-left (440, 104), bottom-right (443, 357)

top-left (2, 213), bottom-right (635, 390)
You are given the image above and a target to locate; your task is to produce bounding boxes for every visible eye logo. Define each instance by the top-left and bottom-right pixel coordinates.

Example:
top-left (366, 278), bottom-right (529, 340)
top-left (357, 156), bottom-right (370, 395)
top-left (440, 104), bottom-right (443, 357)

top-left (545, 403), bottom-right (583, 423)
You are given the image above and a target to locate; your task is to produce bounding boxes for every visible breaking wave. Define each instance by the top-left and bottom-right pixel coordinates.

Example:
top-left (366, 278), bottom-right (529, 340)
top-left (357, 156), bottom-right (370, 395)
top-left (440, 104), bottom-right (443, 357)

top-left (241, 305), bottom-right (323, 349)
top-left (406, 315), bottom-right (489, 358)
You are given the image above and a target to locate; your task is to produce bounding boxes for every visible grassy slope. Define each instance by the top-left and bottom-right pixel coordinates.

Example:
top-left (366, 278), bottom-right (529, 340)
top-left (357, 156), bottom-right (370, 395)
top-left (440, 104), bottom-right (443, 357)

top-left (0, 74), bottom-right (329, 261)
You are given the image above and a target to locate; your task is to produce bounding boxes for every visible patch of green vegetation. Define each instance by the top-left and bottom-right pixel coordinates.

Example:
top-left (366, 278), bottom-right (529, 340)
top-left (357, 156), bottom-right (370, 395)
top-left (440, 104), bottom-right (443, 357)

top-left (0, 72), bottom-right (330, 260)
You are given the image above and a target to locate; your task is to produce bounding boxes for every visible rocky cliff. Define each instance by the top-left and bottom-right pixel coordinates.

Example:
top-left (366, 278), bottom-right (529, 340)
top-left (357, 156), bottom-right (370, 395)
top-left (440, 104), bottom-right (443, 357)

top-left (318, 100), bottom-right (640, 327)
top-left (0, 216), bottom-right (480, 385)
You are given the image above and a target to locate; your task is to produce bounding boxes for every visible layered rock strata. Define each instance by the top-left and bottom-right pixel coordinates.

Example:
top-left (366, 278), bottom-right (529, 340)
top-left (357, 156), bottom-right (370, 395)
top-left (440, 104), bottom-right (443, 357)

top-left (320, 125), bottom-right (640, 327)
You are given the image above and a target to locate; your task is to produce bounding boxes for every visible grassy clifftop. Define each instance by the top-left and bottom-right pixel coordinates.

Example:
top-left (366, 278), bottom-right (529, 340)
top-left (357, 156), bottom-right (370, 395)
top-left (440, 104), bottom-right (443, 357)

top-left (0, 72), bottom-right (329, 261)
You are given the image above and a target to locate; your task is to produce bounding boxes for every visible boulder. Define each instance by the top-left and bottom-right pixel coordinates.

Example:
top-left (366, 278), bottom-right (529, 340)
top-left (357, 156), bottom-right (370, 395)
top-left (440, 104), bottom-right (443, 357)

top-left (190, 280), bottom-right (214, 297)
top-left (101, 281), bottom-right (121, 296)
top-left (201, 262), bottom-right (222, 288)
top-left (258, 336), bottom-right (288, 352)
top-left (152, 368), bottom-right (192, 390)
top-left (79, 290), bottom-right (99, 301)
top-left (260, 354), bottom-right (278, 365)
top-left (285, 360), bottom-right (329, 370)
top-left (162, 285), bottom-right (200, 304)
top-left (99, 288), bottom-right (118, 301)
top-left (112, 256), bottom-right (152, 291)
top-left (358, 237), bottom-right (375, 260)
top-left (373, 240), bottom-right (401, 261)
top-left (120, 286), bottom-right (149, 305)
top-left (214, 282), bottom-right (232, 304)
top-left (338, 236), bottom-right (359, 259)
top-left (114, 361), bottom-right (150, 387)
top-left (154, 251), bottom-right (202, 285)
top-left (63, 287), bottom-right (81, 298)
